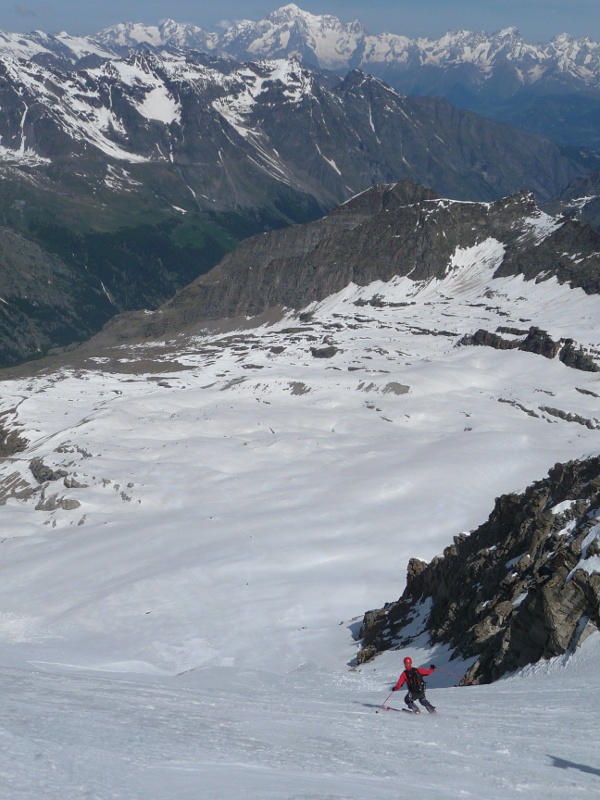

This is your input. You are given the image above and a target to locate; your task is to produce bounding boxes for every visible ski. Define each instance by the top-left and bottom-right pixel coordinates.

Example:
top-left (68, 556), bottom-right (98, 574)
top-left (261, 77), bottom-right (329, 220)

top-left (384, 706), bottom-right (438, 715)
top-left (385, 706), bottom-right (419, 714)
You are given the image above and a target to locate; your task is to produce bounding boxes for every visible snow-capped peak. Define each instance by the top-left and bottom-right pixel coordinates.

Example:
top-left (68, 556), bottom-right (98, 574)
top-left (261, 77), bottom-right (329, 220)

top-left (268, 3), bottom-right (307, 23)
top-left (94, 19), bottom-right (217, 53)
top-left (496, 26), bottom-right (521, 38)
top-left (0, 27), bottom-right (115, 63)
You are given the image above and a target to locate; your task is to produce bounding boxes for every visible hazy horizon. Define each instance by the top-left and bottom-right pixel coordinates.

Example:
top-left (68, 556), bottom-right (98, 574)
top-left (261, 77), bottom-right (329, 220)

top-left (2, 1), bottom-right (599, 43)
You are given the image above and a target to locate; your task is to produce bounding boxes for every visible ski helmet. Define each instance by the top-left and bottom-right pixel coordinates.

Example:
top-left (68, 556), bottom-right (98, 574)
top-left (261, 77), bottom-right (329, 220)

top-left (403, 656), bottom-right (412, 668)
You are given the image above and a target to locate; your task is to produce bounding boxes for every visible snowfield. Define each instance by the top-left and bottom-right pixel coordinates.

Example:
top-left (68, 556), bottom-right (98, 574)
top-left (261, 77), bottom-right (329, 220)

top-left (2, 634), bottom-right (600, 799)
top-left (0, 252), bottom-right (599, 797)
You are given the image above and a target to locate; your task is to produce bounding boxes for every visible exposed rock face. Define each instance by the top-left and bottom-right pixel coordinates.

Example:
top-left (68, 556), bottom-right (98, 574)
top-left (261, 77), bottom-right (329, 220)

top-left (0, 227), bottom-right (114, 367)
top-left (357, 456), bottom-right (600, 683)
top-left (29, 457), bottom-right (67, 483)
top-left (559, 339), bottom-right (600, 372)
top-left (545, 170), bottom-right (600, 235)
top-left (0, 410), bottom-right (28, 457)
top-left (0, 454), bottom-right (90, 511)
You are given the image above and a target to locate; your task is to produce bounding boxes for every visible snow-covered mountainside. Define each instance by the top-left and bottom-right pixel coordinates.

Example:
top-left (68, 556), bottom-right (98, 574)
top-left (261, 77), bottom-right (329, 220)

top-left (5, 6), bottom-right (600, 147)
top-left (0, 27), bottom-right (114, 66)
top-left (0, 47), bottom-right (586, 367)
top-left (94, 5), bottom-right (600, 89)
top-left (11, 3), bottom-right (600, 91)
top-left (93, 18), bottom-right (217, 55)
top-left (91, 5), bottom-right (600, 149)
top-left (0, 47), bottom-right (578, 202)
top-left (217, 7), bottom-right (600, 98)
top-left (0, 636), bottom-right (599, 799)
top-left (0, 178), bottom-right (599, 795)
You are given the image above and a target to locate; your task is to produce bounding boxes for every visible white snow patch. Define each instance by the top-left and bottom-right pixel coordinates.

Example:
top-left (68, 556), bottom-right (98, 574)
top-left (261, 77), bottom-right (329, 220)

top-left (520, 211), bottom-right (563, 244)
top-left (446, 237), bottom-right (506, 286)
top-left (575, 524), bottom-right (600, 575)
top-left (315, 142), bottom-right (342, 174)
top-left (135, 85), bottom-right (181, 124)
top-left (550, 500), bottom-right (578, 515)
top-left (0, 144), bottom-right (50, 166)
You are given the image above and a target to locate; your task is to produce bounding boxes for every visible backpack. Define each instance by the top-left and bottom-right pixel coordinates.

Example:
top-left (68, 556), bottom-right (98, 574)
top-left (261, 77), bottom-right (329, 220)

top-left (405, 668), bottom-right (425, 694)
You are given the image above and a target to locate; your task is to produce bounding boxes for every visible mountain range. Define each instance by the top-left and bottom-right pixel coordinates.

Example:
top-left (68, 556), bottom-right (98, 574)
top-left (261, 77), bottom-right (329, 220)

top-left (89, 5), bottom-right (600, 151)
top-left (89, 5), bottom-right (600, 93)
top-left (0, 36), bottom-right (588, 366)
top-left (5, 3), bottom-right (600, 150)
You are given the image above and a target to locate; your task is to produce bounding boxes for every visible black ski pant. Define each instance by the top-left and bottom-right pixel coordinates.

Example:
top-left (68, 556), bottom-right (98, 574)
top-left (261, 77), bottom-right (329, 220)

top-left (405, 690), bottom-right (435, 712)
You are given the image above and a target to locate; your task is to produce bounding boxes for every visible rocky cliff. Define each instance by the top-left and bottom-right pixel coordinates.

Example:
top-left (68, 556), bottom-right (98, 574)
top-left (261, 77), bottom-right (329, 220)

top-left (358, 456), bottom-right (600, 683)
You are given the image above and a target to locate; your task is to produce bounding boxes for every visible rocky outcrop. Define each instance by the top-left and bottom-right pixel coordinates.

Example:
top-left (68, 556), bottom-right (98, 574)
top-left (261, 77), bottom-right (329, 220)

top-left (559, 340), bottom-right (600, 372)
top-left (29, 457), bottom-right (67, 484)
top-left (0, 411), bottom-right (28, 457)
top-left (459, 326), bottom-right (598, 371)
top-left (310, 345), bottom-right (339, 358)
top-left (357, 456), bottom-right (600, 683)
top-left (545, 170), bottom-right (600, 234)
top-left (0, 454), bottom-right (89, 511)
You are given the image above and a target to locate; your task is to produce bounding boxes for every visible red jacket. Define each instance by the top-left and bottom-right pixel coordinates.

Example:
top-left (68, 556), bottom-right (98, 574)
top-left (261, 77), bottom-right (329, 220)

top-left (393, 666), bottom-right (434, 692)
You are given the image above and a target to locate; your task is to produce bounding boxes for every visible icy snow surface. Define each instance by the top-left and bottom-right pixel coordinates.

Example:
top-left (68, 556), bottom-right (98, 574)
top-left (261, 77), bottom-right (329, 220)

top-left (0, 252), bottom-right (599, 797)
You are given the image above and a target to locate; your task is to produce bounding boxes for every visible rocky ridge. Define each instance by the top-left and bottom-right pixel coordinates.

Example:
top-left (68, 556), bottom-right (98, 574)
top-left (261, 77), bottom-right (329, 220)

top-left (357, 456), bottom-right (600, 684)
top-left (459, 327), bottom-right (600, 373)
top-left (547, 170), bottom-right (600, 235)
top-left (96, 181), bottom-right (600, 353)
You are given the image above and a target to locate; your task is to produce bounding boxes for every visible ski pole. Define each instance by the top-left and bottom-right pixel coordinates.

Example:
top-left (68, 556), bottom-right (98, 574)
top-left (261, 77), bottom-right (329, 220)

top-left (436, 667), bottom-right (473, 685)
top-left (375, 691), bottom-right (394, 713)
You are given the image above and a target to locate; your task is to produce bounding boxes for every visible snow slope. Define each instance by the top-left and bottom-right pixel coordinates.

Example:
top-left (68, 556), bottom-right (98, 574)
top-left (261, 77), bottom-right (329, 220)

top-left (0, 250), bottom-right (599, 797)
top-left (2, 633), bottom-right (599, 799)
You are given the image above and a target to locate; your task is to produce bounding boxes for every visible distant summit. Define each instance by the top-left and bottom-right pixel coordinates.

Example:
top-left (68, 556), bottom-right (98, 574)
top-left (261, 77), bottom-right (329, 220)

top-left (93, 18), bottom-right (216, 55)
top-left (88, 5), bottom-right (600, 89)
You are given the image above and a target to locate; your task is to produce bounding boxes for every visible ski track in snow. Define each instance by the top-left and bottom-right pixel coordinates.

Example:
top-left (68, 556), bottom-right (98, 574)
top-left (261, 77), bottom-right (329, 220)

top-left (0, 256), bottom-right (599, 797)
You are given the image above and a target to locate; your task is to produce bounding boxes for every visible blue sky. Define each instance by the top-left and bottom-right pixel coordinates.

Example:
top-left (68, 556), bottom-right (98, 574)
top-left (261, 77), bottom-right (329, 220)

top-left (3, 1), bottom-right (599, 42)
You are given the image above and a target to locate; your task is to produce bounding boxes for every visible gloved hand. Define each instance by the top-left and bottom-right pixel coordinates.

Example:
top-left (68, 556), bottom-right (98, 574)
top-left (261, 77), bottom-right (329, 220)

top-left (391, 686), bottom-right (398, 691)
top-left (430, 664), bottom-right (435, 670)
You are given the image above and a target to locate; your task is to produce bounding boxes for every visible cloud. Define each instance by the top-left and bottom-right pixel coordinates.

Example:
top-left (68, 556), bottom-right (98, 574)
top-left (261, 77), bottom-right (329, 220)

top-left (15, 4), bottom-right (36, 16)
top-left (216, 19), bottom-right (244, 30)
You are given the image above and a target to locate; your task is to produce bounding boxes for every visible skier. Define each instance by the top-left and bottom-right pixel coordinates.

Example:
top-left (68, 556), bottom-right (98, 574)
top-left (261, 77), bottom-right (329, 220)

top-left (392, 656), bottom-right (436, 714)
